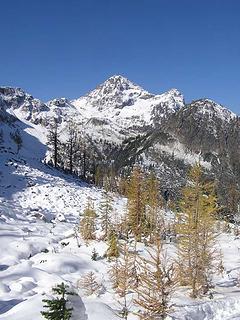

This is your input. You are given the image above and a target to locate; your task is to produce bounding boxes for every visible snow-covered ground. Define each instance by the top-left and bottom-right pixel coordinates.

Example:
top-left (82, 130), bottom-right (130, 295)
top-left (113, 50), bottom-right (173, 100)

top-left (1, 114), bottom-right (240, 320)
top-left (0, 128), bottom-right (124, 319)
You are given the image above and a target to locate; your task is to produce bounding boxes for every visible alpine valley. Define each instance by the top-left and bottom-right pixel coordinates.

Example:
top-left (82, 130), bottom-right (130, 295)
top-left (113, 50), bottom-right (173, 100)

top-left (1, 75), bottom-right (240, 320)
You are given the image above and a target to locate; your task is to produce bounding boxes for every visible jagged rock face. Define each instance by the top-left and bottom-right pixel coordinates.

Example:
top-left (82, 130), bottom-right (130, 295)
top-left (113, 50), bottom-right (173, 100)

top-left (0, 77), bottom-right (239, 203)
top-left (82, 75), bottom-right (154, 109)
top-left (47, 98), bottom-right (75, 110)
top-left (0, 87), bottom-right (49, 124)
top-left (163, 99), bottom-right (236, 154)
top-left (0, 103), bottom-right (16, 123)
top-left (0, 88), bottom-right (79, 127)
top-left (163, 100), bottom-right (240, 184)
top-left (112, 97), bottom-right (240, 200)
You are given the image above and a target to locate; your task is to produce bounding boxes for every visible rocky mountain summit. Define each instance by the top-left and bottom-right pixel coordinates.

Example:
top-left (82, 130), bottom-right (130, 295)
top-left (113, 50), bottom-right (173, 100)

top-left (71, 75), bottom-right (185, 141)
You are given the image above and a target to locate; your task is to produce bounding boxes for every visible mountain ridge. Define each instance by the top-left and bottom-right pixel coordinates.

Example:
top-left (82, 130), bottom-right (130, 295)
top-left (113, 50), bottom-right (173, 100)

top-left (0, 76), bottom-right (239, 212)
top-left (0, 75), bottom-right (237, 118)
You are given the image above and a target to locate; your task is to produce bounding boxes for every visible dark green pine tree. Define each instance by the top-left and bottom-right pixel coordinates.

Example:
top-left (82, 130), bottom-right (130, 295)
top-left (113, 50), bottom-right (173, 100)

top-left (41, 282), bottom-right (74, 320)
top-left (91, 247), bottom-right (99, 261)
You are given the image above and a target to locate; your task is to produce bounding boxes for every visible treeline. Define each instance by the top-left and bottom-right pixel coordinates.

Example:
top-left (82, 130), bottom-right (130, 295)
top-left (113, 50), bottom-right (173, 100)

top-left (46, 118), bottom-right (101, 181)
top-left (46, 118), bottom-right (123, 185)
top-left (46, 117), bottom-right (240, 221)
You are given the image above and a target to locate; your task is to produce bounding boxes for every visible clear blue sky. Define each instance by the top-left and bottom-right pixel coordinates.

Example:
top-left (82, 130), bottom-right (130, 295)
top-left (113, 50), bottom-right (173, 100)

top-left (1, 0), bottom-right (240, 113)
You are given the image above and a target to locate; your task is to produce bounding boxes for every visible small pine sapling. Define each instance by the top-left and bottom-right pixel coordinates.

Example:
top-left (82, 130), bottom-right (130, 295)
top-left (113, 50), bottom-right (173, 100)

top-left (91, 248), bottom-right (99, 261)
top-left (41, 282), bottom-right (74, 320)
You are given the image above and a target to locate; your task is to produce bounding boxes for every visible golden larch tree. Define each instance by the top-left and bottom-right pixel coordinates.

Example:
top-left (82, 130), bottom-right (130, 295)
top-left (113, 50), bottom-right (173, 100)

top-left (79, 199), bottom-right (97, 241)
top-left (134, 240), bottom-right (176, 320)
top-left (127, 166), bottom-right (146, 241)
top-left (176, 164), bottom-right (219, 298)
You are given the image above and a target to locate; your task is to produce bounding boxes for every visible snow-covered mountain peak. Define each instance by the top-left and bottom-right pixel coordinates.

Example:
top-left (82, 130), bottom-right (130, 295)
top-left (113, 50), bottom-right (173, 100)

top-left (0, 87), bottom-right (32, 108)
top-left (98, 74), bottom-right (146, 93)
top-left (47, 97), bottom-right (74, 109)
top-left (0, 86), bottom-right (26, 97)
top-left (166, 88), bottom-right (183, 97)
top-left (155, 88), bottom-right (184, 110)
top-left (72, 75), bottom-right (152, 111)
top-left (0, 86), bottom-right (48, 124)
top-left (189, 98), bottom-right (236, 122)
top-left (72, 76), bottom-right (184, 114)
top-left (69, 78), bottom-right (185, 142)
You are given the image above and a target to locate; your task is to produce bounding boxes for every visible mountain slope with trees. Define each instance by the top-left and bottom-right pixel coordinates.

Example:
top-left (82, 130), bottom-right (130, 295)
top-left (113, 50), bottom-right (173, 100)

top-left (0, 75), bottom-right (239, 213)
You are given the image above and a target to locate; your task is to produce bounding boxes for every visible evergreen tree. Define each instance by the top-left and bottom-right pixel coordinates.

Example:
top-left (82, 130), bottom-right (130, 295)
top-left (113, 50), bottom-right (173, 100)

top-left (134, 240), bottom-right (176, 320)
top-left (91, 248), bottom-right (99, 261)
top-left (108, 257), bottom-right (120, 290)
top-left (79, 199), bottom-right (97, 241)
top-left (176, 164), bottom-right (219, 298)
top-left (109, 163), bottom-right (117, 192)
top-left (47, 118), bottom-right (60, 168)
top-left (116, 242), bottom-right (136, 297)
top-left (41, 282), bottom-right (74, 320)
top-left (100, 191), bottom-right (113, 239)
top-left (118, 205), bottom-right (130, 239)
top-left (65, 121), bottom-right (78, 174)
top-left (80, 140), bottom-right (87, 180)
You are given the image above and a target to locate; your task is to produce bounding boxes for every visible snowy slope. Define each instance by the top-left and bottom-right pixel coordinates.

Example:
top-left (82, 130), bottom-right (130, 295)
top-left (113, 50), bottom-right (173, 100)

top-left (1, 107), bottom-right (240, 320)
top-left (0, 118), bottom-right (126, 319)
